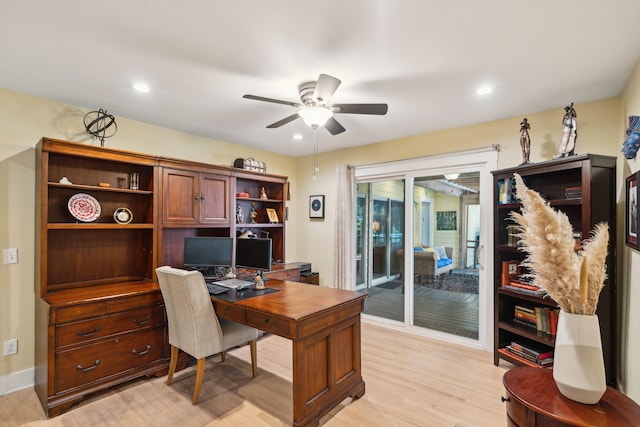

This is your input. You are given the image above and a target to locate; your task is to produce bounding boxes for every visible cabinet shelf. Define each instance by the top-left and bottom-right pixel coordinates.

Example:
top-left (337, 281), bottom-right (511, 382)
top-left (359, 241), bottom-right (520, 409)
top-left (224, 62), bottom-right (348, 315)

top-left (49, 182), bottom-right (153, 195)
top-left (498, 321), bottom-right (555, 346)
top-left (236, 197), bottom-right (281, 203)
top-left (237, 222), bottom-right (283, 228)
top-left (497, 288), bottom-right (557, 306)
top-left (497, 348), bottom-right (552, 369)
top-left (48, 223), bottom-right (154, 230)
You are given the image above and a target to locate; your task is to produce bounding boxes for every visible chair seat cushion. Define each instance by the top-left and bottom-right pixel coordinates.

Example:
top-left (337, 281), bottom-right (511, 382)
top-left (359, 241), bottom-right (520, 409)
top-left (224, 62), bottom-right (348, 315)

top-left (437, 258), bottom-right (453, 269)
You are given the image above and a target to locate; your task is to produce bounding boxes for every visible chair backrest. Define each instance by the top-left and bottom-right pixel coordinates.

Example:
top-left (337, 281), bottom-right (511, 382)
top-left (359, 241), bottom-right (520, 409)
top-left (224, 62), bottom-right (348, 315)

top-left (156, 266), bottom-right (224, 359)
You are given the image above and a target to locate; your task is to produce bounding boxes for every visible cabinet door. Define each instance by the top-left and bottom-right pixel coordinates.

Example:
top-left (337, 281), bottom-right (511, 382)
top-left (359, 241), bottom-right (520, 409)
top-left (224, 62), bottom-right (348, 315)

top-left (162, 168), bottom-right (199, 224)
top-left (200, 173), bottom-right (230, 224)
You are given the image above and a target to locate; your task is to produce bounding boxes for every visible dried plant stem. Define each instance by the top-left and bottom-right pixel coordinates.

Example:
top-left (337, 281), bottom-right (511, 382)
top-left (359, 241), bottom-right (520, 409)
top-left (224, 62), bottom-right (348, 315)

top-left (511, 174), bottom-right (608, 315)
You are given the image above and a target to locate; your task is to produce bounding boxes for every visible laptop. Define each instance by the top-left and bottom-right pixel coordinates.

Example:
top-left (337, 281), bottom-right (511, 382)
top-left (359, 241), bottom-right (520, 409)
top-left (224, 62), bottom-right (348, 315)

top-left (213, 277), bottom-right (254, 290)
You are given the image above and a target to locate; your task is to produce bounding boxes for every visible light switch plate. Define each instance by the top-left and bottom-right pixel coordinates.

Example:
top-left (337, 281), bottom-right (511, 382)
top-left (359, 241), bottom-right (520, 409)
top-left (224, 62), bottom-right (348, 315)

top-left (3, 248), bottom-right (18, 264)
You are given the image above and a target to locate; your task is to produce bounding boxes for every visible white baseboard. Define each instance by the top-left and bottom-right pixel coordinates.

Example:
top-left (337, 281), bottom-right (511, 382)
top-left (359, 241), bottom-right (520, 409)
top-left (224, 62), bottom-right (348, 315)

top-left (0, 368), bottom-right (34, 396)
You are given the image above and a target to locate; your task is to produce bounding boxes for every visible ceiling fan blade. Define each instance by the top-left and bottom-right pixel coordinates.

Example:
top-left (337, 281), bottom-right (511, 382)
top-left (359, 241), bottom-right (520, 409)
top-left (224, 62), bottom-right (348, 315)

top-left (313, 74), bottom-right (341, 103)
top-left (243, 94), bottom-right (299, 107)
top-left (333, 103), bottom-right (388, 115)
top-left (324, 117), bottom-right (346, 135)
top-left (266, 114), bottom-right (300, 128)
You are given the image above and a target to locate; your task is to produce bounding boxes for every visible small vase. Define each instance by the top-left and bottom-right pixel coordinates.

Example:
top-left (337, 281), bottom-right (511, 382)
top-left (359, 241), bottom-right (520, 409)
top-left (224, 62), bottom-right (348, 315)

top-left (552, 310), bottom-right (606, 404)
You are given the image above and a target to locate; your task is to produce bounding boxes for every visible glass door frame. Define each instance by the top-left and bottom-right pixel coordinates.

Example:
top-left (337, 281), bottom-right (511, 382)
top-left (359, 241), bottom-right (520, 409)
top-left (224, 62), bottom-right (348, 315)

top-left (354, 147), bottom-right (498, 351)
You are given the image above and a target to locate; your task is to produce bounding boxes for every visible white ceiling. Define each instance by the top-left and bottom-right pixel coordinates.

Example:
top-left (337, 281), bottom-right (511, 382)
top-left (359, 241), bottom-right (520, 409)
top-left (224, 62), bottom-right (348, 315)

top-left (2, 1), bottom-right (640, 157)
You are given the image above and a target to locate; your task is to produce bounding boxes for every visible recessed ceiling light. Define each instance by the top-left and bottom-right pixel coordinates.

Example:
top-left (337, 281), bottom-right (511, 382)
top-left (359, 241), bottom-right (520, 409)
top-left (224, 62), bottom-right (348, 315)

top-left (292, 134), bottom-right (303, 140)
top-left (133, 83), bottom-right (150, 93)
top-left (477, 86), bottom-right (493, 95)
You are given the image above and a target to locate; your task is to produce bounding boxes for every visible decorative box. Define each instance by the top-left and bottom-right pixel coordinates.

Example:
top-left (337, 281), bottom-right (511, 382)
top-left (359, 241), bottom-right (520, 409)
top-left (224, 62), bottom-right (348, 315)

top-left (234, 158), bottom-right (266, 173)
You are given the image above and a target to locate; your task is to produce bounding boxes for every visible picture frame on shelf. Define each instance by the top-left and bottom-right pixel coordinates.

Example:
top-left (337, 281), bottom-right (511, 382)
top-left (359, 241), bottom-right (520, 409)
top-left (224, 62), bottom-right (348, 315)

top-left (501, 260), bottom-right (521, 286)
top-left (266, 208), bottom-right (279, 223)
top-left (626, 172), bottom-right (639, 250)
top-left (309, 195), bottom-right (324, 218)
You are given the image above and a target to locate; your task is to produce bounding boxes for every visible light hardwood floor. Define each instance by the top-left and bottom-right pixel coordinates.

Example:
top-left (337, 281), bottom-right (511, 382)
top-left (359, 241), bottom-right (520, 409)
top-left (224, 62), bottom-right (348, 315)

top-left (1, 322), bottom-right (511, 427)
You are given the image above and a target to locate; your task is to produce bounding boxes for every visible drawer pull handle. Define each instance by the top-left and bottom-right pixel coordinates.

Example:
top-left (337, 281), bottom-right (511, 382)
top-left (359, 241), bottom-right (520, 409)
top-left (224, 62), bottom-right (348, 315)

top-left (77, 360), bottom-right (100, 372)
top-left (132, 344), bottom-right (152, 356)
top-left (262, 318), bottom-right (270, 324)
top-left (77, 326), bottom-right (101, 337)
top-left (132, 315), bottom-right (151, 325)
top-left (501, 396), bottom-right (510, 403)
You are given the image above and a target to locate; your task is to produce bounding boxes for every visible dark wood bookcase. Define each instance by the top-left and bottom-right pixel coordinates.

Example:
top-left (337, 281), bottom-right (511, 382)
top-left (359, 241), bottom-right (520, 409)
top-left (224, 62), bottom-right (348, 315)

top-left (492, 154), bottom-right (617, 387)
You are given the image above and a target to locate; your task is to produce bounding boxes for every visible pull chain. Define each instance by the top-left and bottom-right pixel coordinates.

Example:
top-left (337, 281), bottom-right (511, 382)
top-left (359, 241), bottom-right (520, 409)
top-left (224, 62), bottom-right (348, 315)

top-left (313, 127), bottom-right (320, 180)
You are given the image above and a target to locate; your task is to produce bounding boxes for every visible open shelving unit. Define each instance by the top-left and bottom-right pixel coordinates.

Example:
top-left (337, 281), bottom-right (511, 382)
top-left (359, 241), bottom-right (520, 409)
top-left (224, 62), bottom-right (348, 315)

top-left (492, 154), bottom-right (617, 387)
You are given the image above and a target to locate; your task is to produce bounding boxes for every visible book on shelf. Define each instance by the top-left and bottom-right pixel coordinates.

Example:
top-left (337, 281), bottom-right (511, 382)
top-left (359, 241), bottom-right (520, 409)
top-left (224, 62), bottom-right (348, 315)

top-left (505, 345), bottom-right (554, 366)
top-left (512, 305), bottom-right (559, 335)
top-left (564, 186), bottom-right (582, 200)
top-left (509, 341), bottom-right (553, 363)
top-left (504, 284), bottom-right (548, 296)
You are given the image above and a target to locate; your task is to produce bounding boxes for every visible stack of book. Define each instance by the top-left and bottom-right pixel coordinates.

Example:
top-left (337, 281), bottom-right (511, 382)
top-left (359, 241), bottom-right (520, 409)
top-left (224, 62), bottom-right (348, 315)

top-left (565, 186), bottom-right (582, 200)
top-left (512, 304), bottom-right (559, 335)
top-left (504, 275), bottom-right (547, 296)
top-left (505, 341), bottom-right (553, 366)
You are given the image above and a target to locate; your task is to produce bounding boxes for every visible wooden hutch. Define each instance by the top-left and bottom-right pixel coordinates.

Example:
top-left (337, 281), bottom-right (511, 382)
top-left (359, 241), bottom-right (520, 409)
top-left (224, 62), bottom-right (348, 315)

top-left (34, 138), bottom-right (289, 416)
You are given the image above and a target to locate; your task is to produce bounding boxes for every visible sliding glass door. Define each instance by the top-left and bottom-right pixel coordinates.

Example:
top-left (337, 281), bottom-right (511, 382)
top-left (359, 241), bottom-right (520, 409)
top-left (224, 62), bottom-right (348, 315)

top-left (354, 148), bottom-right (497, 350)
top-left (357, 180), bottom-right (405, 322)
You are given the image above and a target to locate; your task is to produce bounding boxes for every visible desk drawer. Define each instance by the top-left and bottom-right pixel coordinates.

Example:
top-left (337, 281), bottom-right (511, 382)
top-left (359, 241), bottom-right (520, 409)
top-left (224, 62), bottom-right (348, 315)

top-left (504, 391), bottom-right (526, 427)
top-left (245, 311), bottom-right (291, 337)
top-left (215, 302), bottom-right (245, 323)
top-left (57, 306), bottom-right (165, 348)
top-left (55, 328), bottom-right (164, 393)
top-left (265, 269), bottom-right (300, 281)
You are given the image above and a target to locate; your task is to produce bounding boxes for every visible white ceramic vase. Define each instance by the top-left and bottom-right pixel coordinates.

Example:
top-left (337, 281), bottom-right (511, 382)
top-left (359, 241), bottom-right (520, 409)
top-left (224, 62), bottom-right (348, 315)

top-left (552, 310), bottom-right (606, 404)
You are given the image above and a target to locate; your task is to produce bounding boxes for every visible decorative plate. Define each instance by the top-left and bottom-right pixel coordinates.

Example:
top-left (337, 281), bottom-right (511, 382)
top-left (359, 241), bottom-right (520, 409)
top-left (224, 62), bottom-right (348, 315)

top-left (113, 207), bottom-right (133, 224)
top-left (68, 193), bottom-right (101, 222)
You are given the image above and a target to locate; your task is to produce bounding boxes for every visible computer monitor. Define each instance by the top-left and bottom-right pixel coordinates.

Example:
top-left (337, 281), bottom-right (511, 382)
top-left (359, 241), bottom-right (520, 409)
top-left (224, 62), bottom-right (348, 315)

top-left (183, 237), bottom-right (233, 275)
top-left (235, 237), bottom-right (272, 275)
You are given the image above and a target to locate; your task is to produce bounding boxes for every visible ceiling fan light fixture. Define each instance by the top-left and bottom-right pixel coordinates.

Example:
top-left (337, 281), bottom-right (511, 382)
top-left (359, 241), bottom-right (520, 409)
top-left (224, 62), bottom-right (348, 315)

top-left (298, 106), bottom-right (333, 128)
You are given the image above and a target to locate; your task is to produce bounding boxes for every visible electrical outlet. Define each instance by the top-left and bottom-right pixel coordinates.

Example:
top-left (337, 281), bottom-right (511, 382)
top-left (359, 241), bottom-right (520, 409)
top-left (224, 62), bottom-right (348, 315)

top-left (4, 338), bottom-right (18, 356)
top-left (3, 248), bottom-right (18, 264)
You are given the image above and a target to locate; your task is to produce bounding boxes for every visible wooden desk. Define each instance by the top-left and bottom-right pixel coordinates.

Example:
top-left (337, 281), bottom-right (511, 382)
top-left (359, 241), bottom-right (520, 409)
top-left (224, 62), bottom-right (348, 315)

top-left (212, 280), bottom-right (367, 427)
top-left (503, 367), bottom-right (640, 426)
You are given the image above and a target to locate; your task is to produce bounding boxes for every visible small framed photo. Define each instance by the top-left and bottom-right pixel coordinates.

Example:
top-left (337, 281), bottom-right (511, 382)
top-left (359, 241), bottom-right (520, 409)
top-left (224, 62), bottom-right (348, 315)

top-left (626, 172), bottom-right (639, 250)
top-left (265, 208), bottom-right (279, 223)
top-left (309, 195), bottom-right (324, 218)
top-left (501, 260), bottom-right (521, 286)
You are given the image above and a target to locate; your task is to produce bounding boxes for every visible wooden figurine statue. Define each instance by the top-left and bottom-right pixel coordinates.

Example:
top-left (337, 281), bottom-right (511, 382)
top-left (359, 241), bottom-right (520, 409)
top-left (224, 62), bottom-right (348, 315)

top-left (555, 103), bottom-right (577, 158)
top-left (519, 118), bottom-right (531, 165)
top-left (259, 187), bottom-right (268, 200)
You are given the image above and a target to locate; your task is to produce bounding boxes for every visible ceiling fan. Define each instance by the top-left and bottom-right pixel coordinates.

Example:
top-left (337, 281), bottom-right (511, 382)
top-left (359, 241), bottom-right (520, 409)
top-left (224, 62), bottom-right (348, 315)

top-left (243, 74), bottom-right (388, 135)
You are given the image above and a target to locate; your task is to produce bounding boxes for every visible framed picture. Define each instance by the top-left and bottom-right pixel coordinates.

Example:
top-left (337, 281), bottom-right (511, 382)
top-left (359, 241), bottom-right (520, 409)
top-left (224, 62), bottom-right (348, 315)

top-left (436, 211), bottom-right (457, 230)
top-left (265, 208), bottom-right (279, 223)
top-left (309, 195), bottom-right (324, 218)
top-left (501, 260), bottom-right (521, 286)
top-left (626, 172), bottom-right (639, 250)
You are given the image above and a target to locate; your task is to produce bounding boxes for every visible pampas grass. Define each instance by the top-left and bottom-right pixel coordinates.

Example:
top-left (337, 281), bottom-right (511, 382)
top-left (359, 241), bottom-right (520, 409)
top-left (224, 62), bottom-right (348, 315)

top-left (510, 173), bottom-right (608, 315)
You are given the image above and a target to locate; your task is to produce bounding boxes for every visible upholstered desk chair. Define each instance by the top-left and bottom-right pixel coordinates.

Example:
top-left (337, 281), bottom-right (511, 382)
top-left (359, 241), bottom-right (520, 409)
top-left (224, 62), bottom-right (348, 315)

top-left (156, 266), bottom-right (259, 404)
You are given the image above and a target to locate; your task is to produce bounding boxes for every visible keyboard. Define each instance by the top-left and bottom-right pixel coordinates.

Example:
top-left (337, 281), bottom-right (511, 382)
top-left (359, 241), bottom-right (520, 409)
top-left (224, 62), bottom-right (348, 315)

top-left (214, 278), bottom-right (254, 290)
top-left (206, 283), bottom-right (230, 295)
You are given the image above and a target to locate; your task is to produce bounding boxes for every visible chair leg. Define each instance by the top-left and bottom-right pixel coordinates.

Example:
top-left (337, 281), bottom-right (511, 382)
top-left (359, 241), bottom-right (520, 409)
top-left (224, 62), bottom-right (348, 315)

top-left (167, 345), bottom-right (178, 385)
top-left (250, 339), bottom-right (257, 377)
top-left (220, 351), bottom-right (226, 362)
top-left (192, 358), bottom-right (206, 404)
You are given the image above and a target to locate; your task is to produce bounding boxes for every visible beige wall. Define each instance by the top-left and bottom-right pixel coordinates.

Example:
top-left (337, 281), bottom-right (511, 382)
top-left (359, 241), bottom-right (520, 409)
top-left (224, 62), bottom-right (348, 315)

top-left (1, 73), bottom-right (638, 402)
top-left (0, 89), bottom-right (298, 384)
top-left (620, 59), bottom-right (640, 401)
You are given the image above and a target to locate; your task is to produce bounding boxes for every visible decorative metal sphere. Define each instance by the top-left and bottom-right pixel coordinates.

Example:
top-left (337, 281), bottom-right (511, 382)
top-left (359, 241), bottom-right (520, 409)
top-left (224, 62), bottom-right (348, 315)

top-left (84, 108), bottom-right (117, 146)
